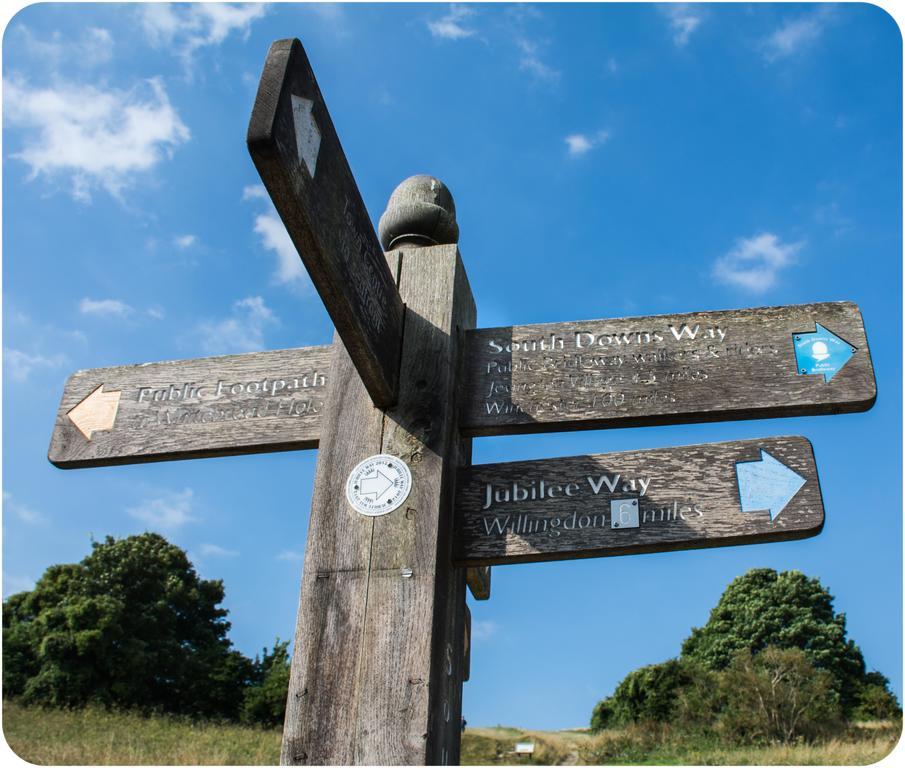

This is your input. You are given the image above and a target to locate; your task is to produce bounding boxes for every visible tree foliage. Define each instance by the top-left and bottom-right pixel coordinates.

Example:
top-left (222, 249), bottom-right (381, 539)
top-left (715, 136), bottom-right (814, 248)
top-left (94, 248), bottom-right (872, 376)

top-left (3, 533), bottom-right (253, 719)
top-left (681, 568), bottom-right (868, 712)
top-left (590, 659), bottom-right (695, 728)
top-left (852, 673), bottom-right (902, 722)
top-left (716, 647), bottom-right (841, 744)
top-left (590, 568), bottom-right (900, 739)
top-left (242, 640), bottom-right (291, 727)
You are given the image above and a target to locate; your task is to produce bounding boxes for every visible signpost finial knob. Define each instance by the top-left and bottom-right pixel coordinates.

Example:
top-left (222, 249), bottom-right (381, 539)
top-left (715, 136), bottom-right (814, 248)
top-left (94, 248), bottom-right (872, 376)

top-left (379, 175), bottom-right (459, 250)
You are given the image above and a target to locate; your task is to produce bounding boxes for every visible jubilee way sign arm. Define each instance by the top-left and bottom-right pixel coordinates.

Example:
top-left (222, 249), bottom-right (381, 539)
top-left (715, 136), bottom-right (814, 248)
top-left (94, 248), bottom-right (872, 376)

top-left (247, 38), bottom-right (404, 409)
top-left (454, 436), bottom-right (824, 566)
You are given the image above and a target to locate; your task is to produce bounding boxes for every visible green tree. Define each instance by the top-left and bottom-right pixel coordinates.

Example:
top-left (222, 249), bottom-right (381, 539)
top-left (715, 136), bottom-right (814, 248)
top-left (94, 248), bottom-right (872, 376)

top-left (2, 533), bottom-right (252, 719)
top-left (681, 568), bottom-right (866, 711)
top-left (589, 697), bottom-right (616, 732)
top-left (242, 639), bottom-right (291, 727)
top-left (717, 647), bottom-right (841, 744)
top-left (590, 568), bottom-right (898, 733)
top-left (852, 673), bottom-right (902, 721)
top-left (589, 658), bottom-right (695, 730)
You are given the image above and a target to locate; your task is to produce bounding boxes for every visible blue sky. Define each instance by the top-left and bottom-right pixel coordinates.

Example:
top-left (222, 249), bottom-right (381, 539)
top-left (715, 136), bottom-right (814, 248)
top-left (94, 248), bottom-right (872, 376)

top-left (2, 3), bottom-right (901, 730)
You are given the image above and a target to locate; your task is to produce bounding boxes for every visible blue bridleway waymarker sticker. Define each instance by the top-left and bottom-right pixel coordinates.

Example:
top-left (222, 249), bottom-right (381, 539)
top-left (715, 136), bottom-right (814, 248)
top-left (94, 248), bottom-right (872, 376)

top-left (793, 323), bottom-right (856, 382)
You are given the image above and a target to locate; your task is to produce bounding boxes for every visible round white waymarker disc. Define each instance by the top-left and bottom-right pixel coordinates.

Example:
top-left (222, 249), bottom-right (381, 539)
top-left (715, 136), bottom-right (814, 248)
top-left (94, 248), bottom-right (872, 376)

top-left (346, 454), bottom-right (413, 517)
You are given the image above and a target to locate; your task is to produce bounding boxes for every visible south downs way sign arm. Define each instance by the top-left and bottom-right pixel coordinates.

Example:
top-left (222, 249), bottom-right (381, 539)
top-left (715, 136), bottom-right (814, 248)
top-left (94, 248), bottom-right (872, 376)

top-left (453, 436), bottom-right (824, 566)
top-left (247, 38), bottom-right (404, 408)
top-left (460, 301), bottom-right (875, 436)
top-left (48, 346), bottom-right (331, 468)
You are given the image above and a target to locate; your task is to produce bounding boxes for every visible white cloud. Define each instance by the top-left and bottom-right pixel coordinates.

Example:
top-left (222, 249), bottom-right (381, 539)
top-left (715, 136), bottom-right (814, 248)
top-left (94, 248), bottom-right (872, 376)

top-left (565, 130), bottom-right (610, 157)
top-left (127, 488), bottom-right (197, 529)
top-left (472, 620), bottom-right (498, 642)
top-left (79, 298), bottom-right (134, 318)
top-left (140, 3), bottom-right (268, 67)
top-left (761, 14), bottom-right (825, 62)
top-left (3, 492), bottom-right (45, 525)
top-left (80, 298), bottom-right (165, 321)
top-left (3, 348), bottom-right (66, 381)
top-left (517, 38), bottom-right (560, 83)
top-left (428, 5), bottom-right (477, 41)
top-left (277, 549), bottom-right (304, 562)
top-left (297, 4), bottom-right (350, 41)
top-left (713, 233), bottom-right (804, 292)
top-left (566, 135), bottom-right (593, 155)
top-left (664, 4), bottom-right (702, 48)
top-left (253, 212), bottom-right (308, 287)
top-left (199, 543), bottom-right (239, 557)
top-left (5, 76), bottom-right (189, 202)
top-left (243, 189), bottom-right (309, 289)
top-left (197, 296), bottom-right (278, 355)
top-left (242, 184), bottom-right (268, 201)
top-left (15, 25), bottom-right (114, 71)
top-left (814, 201), bottom-right (853, 238)
top-left (174, 234), bottom-right (197, 249)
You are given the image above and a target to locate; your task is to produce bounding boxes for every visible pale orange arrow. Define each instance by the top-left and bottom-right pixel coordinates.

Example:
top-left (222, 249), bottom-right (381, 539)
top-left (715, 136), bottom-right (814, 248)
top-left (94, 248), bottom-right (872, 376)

top-left (67, 384), bottom-right (121, 440)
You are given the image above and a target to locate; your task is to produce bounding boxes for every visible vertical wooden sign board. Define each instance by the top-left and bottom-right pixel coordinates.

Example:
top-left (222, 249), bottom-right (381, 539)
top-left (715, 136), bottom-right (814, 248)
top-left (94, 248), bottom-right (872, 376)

top-left (248, 38), bottom-right (404, 408)
top-left (281, 219), bottom-right (475, 763)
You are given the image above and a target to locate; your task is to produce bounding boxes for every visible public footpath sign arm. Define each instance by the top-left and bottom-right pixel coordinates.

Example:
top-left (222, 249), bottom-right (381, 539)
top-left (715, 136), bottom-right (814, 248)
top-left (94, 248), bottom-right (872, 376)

top-left (247, 38), bottom-right (404, 408)
top-left (48, 346), bottom-right (330, 468)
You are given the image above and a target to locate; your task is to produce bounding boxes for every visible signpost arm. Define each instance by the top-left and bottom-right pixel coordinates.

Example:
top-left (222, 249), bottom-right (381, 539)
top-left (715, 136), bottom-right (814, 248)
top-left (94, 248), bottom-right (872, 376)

top-left (282, 177), bottom-right (474, 765)
top-left (248, 38), bottom-right (405, 408)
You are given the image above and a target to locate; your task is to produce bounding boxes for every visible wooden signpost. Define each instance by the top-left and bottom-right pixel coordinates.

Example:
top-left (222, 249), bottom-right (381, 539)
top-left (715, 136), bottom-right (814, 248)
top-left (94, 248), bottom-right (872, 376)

top-left (46, 36), bottom-right (878, 767)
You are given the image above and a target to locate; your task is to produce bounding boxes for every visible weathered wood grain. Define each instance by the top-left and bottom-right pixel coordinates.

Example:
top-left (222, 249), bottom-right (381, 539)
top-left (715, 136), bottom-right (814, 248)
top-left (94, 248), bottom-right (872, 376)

top-left (283, 245), bottom-right (475, 765)
top-left (465, 566), bottom-right (491, 601)
top-left (247, 38), bottom-right (404, 408)
top-left (356, 245), bottom-right (474, 766)
top-left (461, 302), bottom-right (875, 436)
top-left (454, 436), bottom-right (824, 566)
top-left (281, 255), bottom-right (401, 766)
top-left (463, 604), bottom-right (471, 683)
top-left (48, 347), bottom-right (331, 468)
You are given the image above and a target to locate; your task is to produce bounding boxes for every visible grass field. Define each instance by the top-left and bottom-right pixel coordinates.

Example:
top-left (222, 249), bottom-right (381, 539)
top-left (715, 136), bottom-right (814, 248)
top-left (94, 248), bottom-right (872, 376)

top-left (461, 724), bottom-right (901, 765)
top-left (3, 701), bottom-right (900, 765)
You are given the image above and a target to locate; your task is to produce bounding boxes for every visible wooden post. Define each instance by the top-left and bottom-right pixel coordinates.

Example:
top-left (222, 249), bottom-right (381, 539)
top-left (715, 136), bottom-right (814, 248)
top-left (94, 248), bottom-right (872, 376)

top-left (282, 176), bottom-right (473, 765)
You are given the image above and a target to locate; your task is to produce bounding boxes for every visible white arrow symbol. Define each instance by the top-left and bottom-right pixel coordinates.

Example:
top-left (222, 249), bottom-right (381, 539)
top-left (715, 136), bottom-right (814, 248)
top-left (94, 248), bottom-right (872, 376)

top-left (736, 450), bottom-right (806, 522)
top-left (359, 469), bottom-right (394, 500)
top-left (67, 384), bottom-right (121, 440)
top-left (291, 95), bottom-right (321, 178)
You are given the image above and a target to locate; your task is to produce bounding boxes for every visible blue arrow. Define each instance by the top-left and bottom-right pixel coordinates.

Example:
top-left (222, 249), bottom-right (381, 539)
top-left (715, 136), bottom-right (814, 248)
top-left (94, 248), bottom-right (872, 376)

top-left (736, 450), bottom-right (806, 522)
top-left (793, 323), bottom-right (856, 382)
